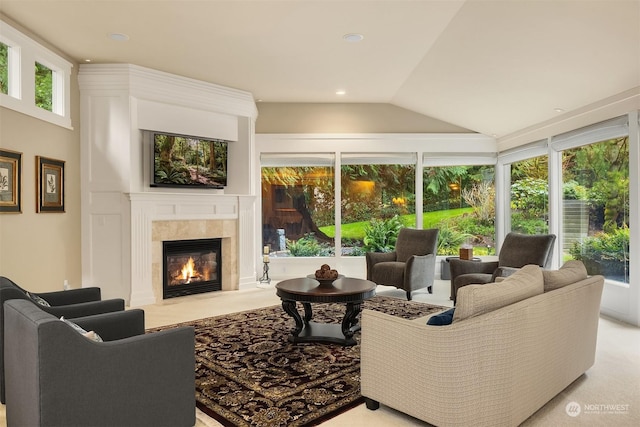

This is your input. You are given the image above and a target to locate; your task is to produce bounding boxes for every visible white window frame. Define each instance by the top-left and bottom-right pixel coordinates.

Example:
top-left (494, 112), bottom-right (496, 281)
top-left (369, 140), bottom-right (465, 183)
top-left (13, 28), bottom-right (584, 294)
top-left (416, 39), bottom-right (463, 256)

top-left (0, 20), bottom-right (72, 129)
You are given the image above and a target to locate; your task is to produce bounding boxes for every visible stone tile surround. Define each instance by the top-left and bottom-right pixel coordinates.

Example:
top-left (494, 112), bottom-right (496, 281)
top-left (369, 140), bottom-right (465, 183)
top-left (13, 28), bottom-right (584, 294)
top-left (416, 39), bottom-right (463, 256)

top-left (152, 219), bottom-right (238, 302)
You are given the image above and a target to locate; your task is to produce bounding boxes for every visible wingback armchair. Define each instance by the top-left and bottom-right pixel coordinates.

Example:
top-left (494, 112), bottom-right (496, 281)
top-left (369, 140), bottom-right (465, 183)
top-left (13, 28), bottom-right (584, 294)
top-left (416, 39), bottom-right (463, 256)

top-left (4, 299), bottom-right (196, 427)
top-left (449, 232), bottom-right (556, 304)
top-left (0, 276), bottom-right (125, 403)
top-left (366, 228), bottom-right (439, 300)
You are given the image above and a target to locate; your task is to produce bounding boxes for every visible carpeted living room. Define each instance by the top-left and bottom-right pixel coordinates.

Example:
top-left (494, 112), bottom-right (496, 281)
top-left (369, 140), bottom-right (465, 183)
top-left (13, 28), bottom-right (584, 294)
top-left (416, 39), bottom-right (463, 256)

top-left (1, 1), bottom-right (640, 426)
top-left (141, 278), bottom-right (640, 427)
top-left (0, 278), bottom-right (639, 426)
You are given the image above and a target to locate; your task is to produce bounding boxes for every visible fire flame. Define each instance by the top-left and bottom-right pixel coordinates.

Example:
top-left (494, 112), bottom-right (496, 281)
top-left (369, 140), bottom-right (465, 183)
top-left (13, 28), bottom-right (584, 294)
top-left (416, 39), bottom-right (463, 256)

top-left (181, 257), bottom-right (196, 283)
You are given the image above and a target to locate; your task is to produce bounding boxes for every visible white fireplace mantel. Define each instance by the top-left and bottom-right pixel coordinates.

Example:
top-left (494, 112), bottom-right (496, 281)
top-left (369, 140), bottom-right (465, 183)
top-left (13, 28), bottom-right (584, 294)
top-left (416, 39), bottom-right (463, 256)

top-left (79, 64), bottom-right (258, 306)
top-left (128, 192), bottom-right (254, 307)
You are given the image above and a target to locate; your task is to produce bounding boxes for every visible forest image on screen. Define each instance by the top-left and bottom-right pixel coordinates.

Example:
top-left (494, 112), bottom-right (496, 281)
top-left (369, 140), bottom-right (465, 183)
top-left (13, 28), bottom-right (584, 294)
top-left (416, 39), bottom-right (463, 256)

top-left (153, 133), bottom-right (227, 188)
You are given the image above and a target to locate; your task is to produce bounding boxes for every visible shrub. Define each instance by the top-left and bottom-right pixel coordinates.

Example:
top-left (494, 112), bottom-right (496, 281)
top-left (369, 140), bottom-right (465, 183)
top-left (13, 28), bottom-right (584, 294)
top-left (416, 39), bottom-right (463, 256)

top-left (287, 234), bottom-right (333, 257)
top-left (436, 221), bottom-right (473, 255)
top-left (511, 178), bottom-right (548, 217)
top-left (569, 227), bottom-right (629, 278)
top-left (363, 215), bottom-right (403, 252)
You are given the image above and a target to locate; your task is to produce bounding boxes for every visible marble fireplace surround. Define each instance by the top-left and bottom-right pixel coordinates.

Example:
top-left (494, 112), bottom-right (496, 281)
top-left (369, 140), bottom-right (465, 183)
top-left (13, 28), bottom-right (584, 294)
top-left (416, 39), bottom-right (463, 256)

top-left (152, 219), bottom-right (237, 302)
top-left (128, 192), bottom-right (253, 307)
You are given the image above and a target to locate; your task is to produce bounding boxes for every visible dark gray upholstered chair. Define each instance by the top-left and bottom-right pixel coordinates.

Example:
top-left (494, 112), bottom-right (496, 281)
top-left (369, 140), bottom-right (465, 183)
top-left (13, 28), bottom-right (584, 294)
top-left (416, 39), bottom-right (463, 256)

top-left (4, 299), bottom-right (196, 427)
top-left (449, 232), bottom-right (556, 304)
top-left (0, 276), bottom-right (125, 404)
top-left (366, 228), bottom-right (439, 300)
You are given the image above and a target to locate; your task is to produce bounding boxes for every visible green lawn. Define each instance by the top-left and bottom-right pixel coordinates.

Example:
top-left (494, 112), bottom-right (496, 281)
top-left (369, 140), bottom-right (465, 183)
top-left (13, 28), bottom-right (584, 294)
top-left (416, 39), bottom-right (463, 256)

top-left (319, 207), bottom-right (472, 240)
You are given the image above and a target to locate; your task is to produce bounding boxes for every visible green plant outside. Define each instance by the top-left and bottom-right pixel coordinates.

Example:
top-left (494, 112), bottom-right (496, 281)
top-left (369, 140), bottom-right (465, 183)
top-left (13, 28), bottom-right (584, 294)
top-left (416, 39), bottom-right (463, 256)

top-left (35, 62), bottom-right (53, 111)
top-left (286, 233), bottom-right (334, 257)
top-left (319, 208), bottom-right (472, 239)
top-left (0, 42), bottom-right (8, 95)
top-left (569, 227), bottom-right (629, 278)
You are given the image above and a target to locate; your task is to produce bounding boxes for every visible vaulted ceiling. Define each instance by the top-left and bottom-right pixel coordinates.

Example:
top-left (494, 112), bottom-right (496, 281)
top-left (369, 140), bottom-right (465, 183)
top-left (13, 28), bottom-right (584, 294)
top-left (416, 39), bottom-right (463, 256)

top-left (1, 0), bottom-right (638, 138)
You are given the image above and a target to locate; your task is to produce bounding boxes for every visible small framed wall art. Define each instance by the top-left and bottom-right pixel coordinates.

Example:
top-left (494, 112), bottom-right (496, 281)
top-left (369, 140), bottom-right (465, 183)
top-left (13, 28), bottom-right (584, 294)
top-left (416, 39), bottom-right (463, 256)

top-left (36, 156), bottom-right (65, 213)
top-left (0, 149), bottom-right (22, 214)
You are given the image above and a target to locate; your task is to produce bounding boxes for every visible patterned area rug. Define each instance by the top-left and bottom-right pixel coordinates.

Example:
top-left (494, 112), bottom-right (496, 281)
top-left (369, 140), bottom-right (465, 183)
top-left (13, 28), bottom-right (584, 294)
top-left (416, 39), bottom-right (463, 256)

top-left (153, 296), bottom-right (446, 427)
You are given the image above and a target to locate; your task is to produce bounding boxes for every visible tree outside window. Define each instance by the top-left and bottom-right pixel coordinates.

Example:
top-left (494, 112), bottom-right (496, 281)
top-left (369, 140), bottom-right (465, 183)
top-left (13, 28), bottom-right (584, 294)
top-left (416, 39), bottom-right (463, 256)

top-left (563, 137), bottom-right (629, 283)
top-left (35, 61), bottom-right (53, 111)
top-left (423, 165), bottom-right (496, 256)
top-left (0, 42), bottom-right (8, 95)
top-left (510, 155), bottom-right (549, 234)
top-left (261, 166), bottom-right (335, 257)
top-left (339, 163), bottom-right (416, 256)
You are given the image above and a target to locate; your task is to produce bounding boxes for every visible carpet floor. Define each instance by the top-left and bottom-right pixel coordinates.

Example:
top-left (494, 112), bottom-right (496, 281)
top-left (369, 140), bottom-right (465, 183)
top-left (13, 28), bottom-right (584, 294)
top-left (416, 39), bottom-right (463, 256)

top-left (153, 296), bottom-right (446, 427)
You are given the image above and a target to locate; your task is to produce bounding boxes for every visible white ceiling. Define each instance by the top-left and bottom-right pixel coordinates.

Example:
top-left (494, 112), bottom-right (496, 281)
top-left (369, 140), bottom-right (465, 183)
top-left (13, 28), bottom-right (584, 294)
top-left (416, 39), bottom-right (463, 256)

top-left (1, 0), bottom-right (639, 138)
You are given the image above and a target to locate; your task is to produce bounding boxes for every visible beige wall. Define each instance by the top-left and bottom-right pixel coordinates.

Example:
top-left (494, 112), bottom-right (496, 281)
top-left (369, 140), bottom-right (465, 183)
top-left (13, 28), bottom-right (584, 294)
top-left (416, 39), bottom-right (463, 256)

top-left (0, 16), bottom-right (81, 293)
top-left (256, 102), bottom-right (473, 133)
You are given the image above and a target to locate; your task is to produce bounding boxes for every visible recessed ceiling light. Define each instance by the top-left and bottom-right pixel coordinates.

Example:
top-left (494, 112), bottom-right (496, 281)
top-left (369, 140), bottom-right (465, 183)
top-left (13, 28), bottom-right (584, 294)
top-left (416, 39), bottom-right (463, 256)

top-left (336, 90), bottom-right (346, 96)
top-left (554, 108), bottom-right (565, 113)
top-left (108, 32), bottom-right (130, 42)
top-left (343, 33), bottom-right (364, 42)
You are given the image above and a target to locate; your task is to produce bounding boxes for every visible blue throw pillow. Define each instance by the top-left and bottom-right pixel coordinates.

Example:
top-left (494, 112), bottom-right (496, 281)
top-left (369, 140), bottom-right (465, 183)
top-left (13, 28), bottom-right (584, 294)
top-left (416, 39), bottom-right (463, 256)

top-left (427, 308), bottom-right (455, 326)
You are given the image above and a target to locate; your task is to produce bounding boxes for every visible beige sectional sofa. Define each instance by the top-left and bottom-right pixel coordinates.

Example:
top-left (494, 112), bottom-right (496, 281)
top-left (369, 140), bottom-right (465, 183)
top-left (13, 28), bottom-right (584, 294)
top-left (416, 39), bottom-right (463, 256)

top-left (360, 262), bottom-right (604, 427)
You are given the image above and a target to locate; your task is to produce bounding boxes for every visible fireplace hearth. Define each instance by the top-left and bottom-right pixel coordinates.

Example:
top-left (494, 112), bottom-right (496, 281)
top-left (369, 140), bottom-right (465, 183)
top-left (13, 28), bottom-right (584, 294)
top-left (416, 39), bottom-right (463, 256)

top-left (163, 238), bottom-right (222, 299)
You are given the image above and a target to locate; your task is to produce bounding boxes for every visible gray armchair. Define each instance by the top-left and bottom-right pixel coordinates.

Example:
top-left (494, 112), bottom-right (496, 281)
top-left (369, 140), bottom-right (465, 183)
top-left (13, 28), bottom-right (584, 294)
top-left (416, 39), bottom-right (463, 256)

top-left (4, 299), bottom-right (196, 427)
top-left (449, 232), bottom-right (556, 304)
top-left (366, 228), bottom-right (439, 300)
top-left (0, 275), bottom-right (125, 404)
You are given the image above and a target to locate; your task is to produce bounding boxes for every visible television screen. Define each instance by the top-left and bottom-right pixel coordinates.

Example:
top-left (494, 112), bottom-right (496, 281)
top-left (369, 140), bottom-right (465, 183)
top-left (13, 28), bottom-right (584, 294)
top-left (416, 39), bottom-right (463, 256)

top-left (152, 132), bottom-right (228, 189)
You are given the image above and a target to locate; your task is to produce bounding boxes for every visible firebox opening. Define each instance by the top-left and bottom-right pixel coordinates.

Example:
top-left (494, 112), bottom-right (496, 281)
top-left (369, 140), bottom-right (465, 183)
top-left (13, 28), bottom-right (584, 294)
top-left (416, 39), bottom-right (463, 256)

top-left (163, 238), bottom-right (222, 299)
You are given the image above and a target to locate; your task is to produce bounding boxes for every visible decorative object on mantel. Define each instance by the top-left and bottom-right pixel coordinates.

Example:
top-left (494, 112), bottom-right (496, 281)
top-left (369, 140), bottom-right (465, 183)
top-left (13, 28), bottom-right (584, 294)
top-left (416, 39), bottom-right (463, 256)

top-left (150, 296), bottom-right (446, 427)
top-left (0, 149), bottom-right (22, 214)
top-left (36, 156), bottom-right (65, 213)
top-left (258, 246), bottom-right (271, 285)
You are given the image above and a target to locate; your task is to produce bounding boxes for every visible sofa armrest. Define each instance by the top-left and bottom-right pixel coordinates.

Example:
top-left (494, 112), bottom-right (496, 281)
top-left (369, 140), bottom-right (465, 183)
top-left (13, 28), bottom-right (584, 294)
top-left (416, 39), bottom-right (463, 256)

top-left (42, 298), bottom-right (125, 319)
top-left (37, 287), bottom-right (102, 305)
top-left (72, 309), bottom-right (145, 341)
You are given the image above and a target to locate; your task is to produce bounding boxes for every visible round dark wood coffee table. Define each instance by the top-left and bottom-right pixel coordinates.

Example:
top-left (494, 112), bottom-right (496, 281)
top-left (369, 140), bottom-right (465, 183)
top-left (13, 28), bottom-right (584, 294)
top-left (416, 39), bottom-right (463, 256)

top-left (275, 277), bottom-right (376, 346)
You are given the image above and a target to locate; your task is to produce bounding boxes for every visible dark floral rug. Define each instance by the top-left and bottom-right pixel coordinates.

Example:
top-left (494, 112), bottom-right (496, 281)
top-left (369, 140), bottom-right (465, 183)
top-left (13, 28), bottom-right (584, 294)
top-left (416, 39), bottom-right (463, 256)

top-left (152, 296), bottom-right (446, 427)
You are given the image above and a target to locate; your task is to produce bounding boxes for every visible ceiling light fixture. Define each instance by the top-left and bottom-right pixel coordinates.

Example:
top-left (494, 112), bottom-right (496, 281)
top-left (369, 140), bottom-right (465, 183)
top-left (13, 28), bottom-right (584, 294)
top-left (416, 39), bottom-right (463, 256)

top-left (108, 32), bottom-right (130, 42)
top-left (554, 108), bottom-right (565, 113)
top-left (343, 33), bottom-right (364, 42)
top-left (336, 90), bottom-right (346, 96)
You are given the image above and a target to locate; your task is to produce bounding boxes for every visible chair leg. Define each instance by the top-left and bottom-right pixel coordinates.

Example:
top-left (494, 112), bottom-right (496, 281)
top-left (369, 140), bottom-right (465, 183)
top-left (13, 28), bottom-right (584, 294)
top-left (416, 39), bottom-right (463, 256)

top-left (364, 397), bottom-right (380, 410)
top-left (406, 291), bottom-right (412, 301)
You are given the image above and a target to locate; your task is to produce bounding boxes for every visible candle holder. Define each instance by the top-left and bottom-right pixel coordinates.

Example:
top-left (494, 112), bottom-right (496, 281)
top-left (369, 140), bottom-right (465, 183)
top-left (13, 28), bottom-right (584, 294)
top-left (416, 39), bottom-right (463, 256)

top-left (259, 255), bottom-right (271, 284)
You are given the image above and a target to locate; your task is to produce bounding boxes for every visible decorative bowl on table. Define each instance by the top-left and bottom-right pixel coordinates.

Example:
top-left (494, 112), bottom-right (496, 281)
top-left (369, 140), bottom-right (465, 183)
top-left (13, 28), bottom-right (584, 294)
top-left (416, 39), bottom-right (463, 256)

top-left (308, 264), bottom-right (344, 286)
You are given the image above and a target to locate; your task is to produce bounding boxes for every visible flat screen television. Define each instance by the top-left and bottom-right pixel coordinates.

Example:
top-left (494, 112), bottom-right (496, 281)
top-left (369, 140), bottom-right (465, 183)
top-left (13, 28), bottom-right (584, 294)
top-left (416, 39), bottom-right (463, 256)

top-left (151, 132), bottom-right (228, 189)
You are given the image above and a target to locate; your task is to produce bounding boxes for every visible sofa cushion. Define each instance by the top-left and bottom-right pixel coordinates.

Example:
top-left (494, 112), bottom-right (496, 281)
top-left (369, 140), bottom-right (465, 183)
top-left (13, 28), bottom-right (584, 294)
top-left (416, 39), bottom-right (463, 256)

top-left (543, 260), bottom-right (588, 292)
top-left (453, 264), bottom-right (544, 322)
top-left (426, 308), bottom-right (455, 326)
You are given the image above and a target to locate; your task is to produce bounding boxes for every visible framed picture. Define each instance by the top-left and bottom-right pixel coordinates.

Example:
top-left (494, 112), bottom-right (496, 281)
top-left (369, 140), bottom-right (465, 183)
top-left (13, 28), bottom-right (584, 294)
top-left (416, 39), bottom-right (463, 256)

top-left (36, 156), bottom-right (65, 213)
top-left (0, 149), bottom-right (22, 213)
